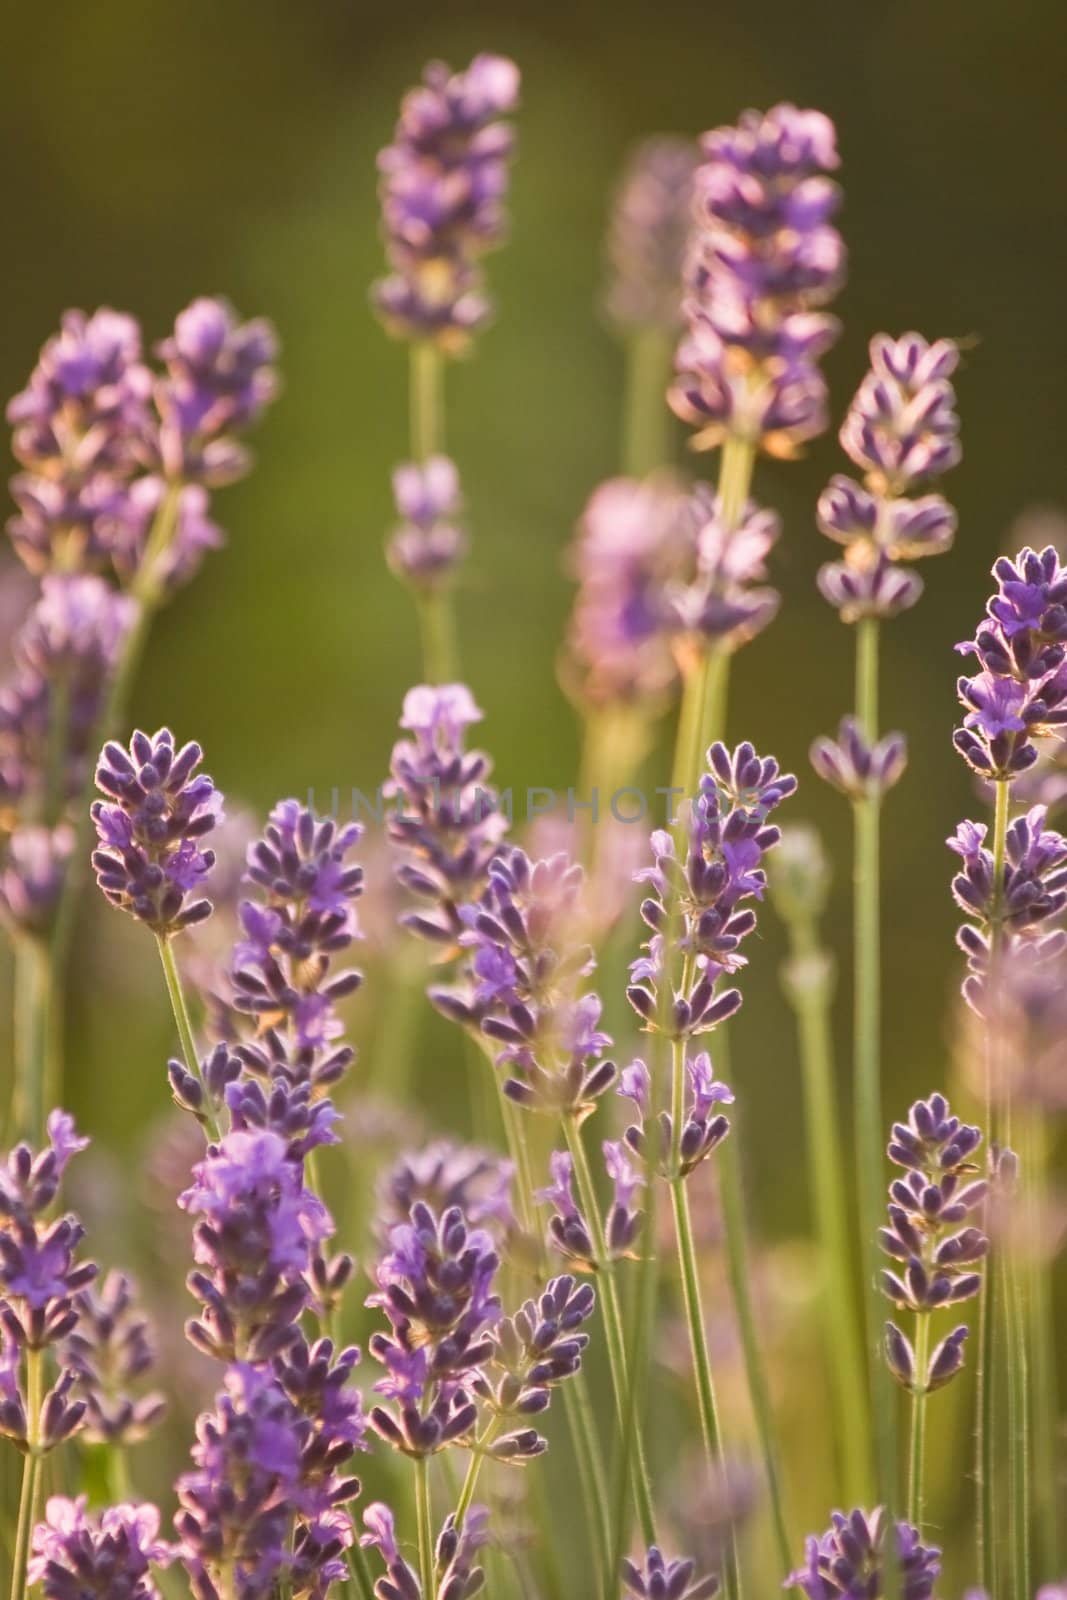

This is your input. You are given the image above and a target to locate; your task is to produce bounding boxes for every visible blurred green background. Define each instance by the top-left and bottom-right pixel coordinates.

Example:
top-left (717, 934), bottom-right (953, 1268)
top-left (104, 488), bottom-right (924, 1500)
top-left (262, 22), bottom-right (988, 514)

top-left (1, 0), bottom-right (1066, 1581)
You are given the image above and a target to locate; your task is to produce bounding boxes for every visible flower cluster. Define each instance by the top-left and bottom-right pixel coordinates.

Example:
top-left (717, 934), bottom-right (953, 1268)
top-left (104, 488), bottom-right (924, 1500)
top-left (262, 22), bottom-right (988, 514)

top-left (538, 1143), bottom-right (644, 1269)
top-left (29, 1496), bottom-right (173, 1600)
top-left (473, 1273), bottom-right (595, 1434)
top-left (385, 684), bottom-right (507, 947)
top-left (618, 1050), bottom-right (733, 1178)
top-left (361, 1500), bottom-right (491, 1600)
top-left (788, 1507), bottom-right (941, 1599)
top-left (0, 1113), bottom-right (93, 1456)
top-left (955, 545), bottom-right (1067, 781)
top-left (949, 804), bottom-right (1067, 1012)
top-left (376, 1139), bottom-right (514, 1242)
top-left (63, 1270), bottom-right (166, 1445)
top-left (433, 845), bottom-right (617, 1116)
top-left (604, 137), bottom-right (700, 335)
top-left (628, 740), bottom-right (795, 1039)
top-left (90, 728), bottom-right (221, 935)
top-left (881, 1095), bottom-right (987, 1393)
top-left (622, 1546), bottom-right (720, 1600)
top-left (388, 456), bottom-right (469, 595)
top-left (810, 717), bottom-right (907, 802)
top-left (230, 799), bottom-right (364, 1090)
top-left (818, 334), bottom-right (961, 624)
top-left (367, 1200), bottom-right (500, 1457)
top-left (372, 54), bottom-right (521, 348)
top-left (671, 104), bottom-right (845, 457)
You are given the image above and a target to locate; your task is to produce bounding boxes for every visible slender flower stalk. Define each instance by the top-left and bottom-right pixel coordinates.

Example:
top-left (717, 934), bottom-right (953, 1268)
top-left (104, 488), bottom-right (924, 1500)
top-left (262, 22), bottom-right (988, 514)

top-left (769, 826), bottom-right (871, 1503)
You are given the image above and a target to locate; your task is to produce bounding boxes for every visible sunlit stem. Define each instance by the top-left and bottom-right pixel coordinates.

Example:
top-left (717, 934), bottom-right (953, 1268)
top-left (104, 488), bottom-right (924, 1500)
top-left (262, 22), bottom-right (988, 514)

top-left (155, 933), bottom-right (220, 1141)
top-left (414, 1454), bottom-right (434, 1600)
top-left (11, 935), bottom-right (54, 1146)
top-left (623, 328), bottom-right (674, 478)
top-left (10, 1348), bottom-right (44, 1600)
top-left (1025, 1113), bottom-right (1061, 1578)
top-left (407, 340), bottom-right (457, 684)
top-left (906, 1315), bottom-right (930, 1530)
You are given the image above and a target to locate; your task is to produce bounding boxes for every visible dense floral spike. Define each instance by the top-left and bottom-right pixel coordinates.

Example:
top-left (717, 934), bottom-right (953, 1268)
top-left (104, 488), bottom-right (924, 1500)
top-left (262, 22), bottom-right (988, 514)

top-left (0, 575), bottom-right (135, 820)
top-left (179, 1128), bottom-right (331, 1362)
top-left (376, 1139), bottom-right (514, 1242)
top-left (91, 728), bottom-right (221, 934)
top-left (64, 1271), bottom-right (166, 1445)
top-left (230, 799), bottom-right (363, 1093)
top-left (810, 717), bottom-right (907, 800)
top-left (432, 845), bottom-right (617, 1115)
top-left (604, 137), bottom-right (700, 334)
top-left (622, 1544), bottom-right (720, 1599)
top-left (628, 740), bottom-right (795, 1038)
top-left (788, 1507), bottom-right (941, 1599)
top-left (388, 456), bottom-right (469, 592)
top-left (373, 54), bottom-right (521, 348)
top-left (880, 1095), bottom-right (987, 1388)
top-left (671, 104), bottom-right (845, 457)
top-left (948, 804), bottom-right (1067, 1011)
top-left (153, 297), bottom-right (279, 486)
top-left (385, 684), bottom-right (507, 946)
top-left (173, 1364), bottom-right (304, 1598)
top-left (538, 1144), bottom-right (643, 1268)
top-left (367, 1201), bottom-right (500, 1457)
top-left (817, 333), bottom-right (960, 625)
top-left (274, 1333), bottom-right (367, 1507)
top-left (619, 1050), bottom-right (733, 1177)
top-left (475, 1273), bottom-right (594, 1434)
top-left (29, 1496), bottom-right (173, 1599)
top-left (954, 545), bottom-right (1067, 780)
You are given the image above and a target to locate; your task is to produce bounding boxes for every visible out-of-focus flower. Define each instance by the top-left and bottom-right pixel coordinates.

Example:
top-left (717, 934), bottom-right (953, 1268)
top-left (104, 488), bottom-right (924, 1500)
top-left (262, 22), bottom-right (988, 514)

top-left (810, 717), bottom-right (907, 801)
top-left (387, 456), bottom-right (468, 593)
top-left (604, 137), bottom-right (700, 334)
top-left (788, 1506), bottom-right (940, 1599)
top-left (63, 1270), bottom-right (167, 1445)
top-left (29, 1496), bottom-right (173, 1600)
top-left (376, 1139), bottom-right (513, 1242)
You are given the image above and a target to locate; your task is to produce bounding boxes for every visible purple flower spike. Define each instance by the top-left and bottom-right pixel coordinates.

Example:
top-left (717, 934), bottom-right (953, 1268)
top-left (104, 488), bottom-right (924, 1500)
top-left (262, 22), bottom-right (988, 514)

top-left (881, 1095), bottom-right (987, 1380)
top-left (623, 1545), bottom-right (720, 1599)
top-left (671, 103), bottom-right (845, 458)
top-left (810, 718), bottom-right (907, 801)
top-left (788, 1507), bottom-right (941, 1599)
top-left (377, 1139), bottom-right (514, 1243)
top-left (388, 456), bottom-right (468, 592)
top-left (63, 1271), bottom-right (166, 1446)
top-left (29, 1496), bottom-right (173, 1600)
top-left (955, 544), bottom-right (1067, 781)
top-left (373, 54), bottom-right (521, 349)
top-left (91, 728), bottom-right (221, 935)
top-left (604, 137), bottom-right (700, 334)
top-left (620, 1050), bottom-right (733, 1177)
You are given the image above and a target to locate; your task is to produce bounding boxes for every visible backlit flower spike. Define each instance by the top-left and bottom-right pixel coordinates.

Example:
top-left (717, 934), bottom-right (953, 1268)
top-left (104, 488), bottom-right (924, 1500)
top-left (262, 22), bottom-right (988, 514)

top-left (373, 54), bottom-right (521, 350)
top-left (604, 137), bottom-right (700, 335)
top-left (671, 104), bottom-right (845, 458)
top-left (63, 1270), bottom-right (167, 1446)
top-left (810, 717), bottom-right (907, 801)
top-left (388, 457), bottom-right (469, 594)
top-left (817, 332), bottom-right (961, 626)
top-left (90, 728), bottom-right (221, 935)
top-left (477, 1273), bottom-right (595, 1436)
top-left (955, 544), bottom-right (1067, 781)
top-left (619, 1050), bottom-right (733, 1178)
top-left (538, 1144), bottom-right (642, 1269)
top-left (385, 683), bottom-right (507, 947)
top-left (622, 1544), bottom-right (720, 1600)
top-left (787, 1507), bottom-right (941, 1599)
top-left (29, 1496), bottom-right (174, 1600)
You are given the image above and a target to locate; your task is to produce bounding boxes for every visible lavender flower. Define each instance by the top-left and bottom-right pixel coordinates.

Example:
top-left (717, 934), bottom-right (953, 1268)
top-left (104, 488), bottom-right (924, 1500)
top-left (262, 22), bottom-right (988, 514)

top-left (179, 1128), bottom-right (332, 1362)
top-left (153, 297), bottom-right (279, 486)
top-left (385, 684), bottom-right (507, 945)
top-left (475, 1273), bottom-right (595, 1434)
top-left (949, 804), bottom-right (1067, 1011)
top-left (538, 1144), bottom-right (643, 1268)
top-left (91, 728), bottom-right (221, 934)
top-left (63, 1271), bottom-right (166, 1445)
top-left (361, 1501), bottom-right (421, 1600)
top-left (377, 1140), bottom-right (514, 1242)
top-left (619, 1050), bottom-right (733, 1178)
top-left (810, 717), bottom-right (907, 801)
top-left (108, 478), bottom-right (224, 595)
top-left (0, 823), bottom-right (74, 936)
top-left (628, 741), bottom-right (795, 1039)
top-left (367, 1201), bottom-right (499, 1457)
top-left (29, 1496), bottom-right (173, 1600)
top-left (230, 799), bottom-right (363, 1089)
top-left (788, 1507), bottom-right (941, 1599)
top-left (671, 104), bottom-right (845, 457)
top-left (387, 457), bottom-right (468, 593)
top-left (818, 334), bottom-right (961, 625)
top-left (604, 138), bottom-right (700, 334)
top-left (674, 489), bottom-right (781, 652)
top-left (880, 1095), bottom-right (987, 1390)
top-left (373, 55), bottom-right (521, 348)
top-left (361, 1500), bottom-right (490, 1600)
top-left (433, 846), bottom-right (617, 1115)
top-left (622, 1545), bottom-right (720, 1599)
top-left (955, 545), bottom-right (1067, 780)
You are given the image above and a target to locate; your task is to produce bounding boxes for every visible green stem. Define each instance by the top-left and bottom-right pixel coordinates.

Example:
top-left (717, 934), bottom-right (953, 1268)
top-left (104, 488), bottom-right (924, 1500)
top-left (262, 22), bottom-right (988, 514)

top-left (454, 1417), bottom-right (502, 1528)
top-left (780, 920), bottom-right (871, 1504)
top-left (622, 329), bottom-right (674, 478)
top-left (851, 617), bottom-right (898, 1552)
top-left (1026, 1114), bottom-right (1061, 1579)
top-left (1004, 1247), bottom-right (1031, 1600)
top-left (414, 1455), bottom-right (434, 1600)
top-left (10, 1349), bottom-right (44, 1600)
top-left (155, 934), bottom-right (220, 1141)
top-left (562, 1114), bottom-right (658, 1546)
top-left (414, 591), bottom-right (457, 686)
top-left (12, 936), bottom-right (54, 1145)
top-left (346, 1543), bottom-right (377, 1600)
top-left (407, 340), bottom-right (457, 684)
top-left (669, 1168), bottom-right (740, 1600)
top-left (907, 1315), bottom-right (930, 1530)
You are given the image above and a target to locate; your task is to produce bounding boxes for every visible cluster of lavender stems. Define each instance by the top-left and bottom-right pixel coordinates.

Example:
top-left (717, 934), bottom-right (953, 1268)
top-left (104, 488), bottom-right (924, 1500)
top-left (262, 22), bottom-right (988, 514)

top-left (4, 58), bottom-right (1067, 1600)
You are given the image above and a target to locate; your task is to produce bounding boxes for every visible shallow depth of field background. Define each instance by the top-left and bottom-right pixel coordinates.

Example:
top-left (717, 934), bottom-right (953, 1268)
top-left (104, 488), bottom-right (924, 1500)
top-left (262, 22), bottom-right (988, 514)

top-left (1, 0), bottom-right (1066, 1584)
